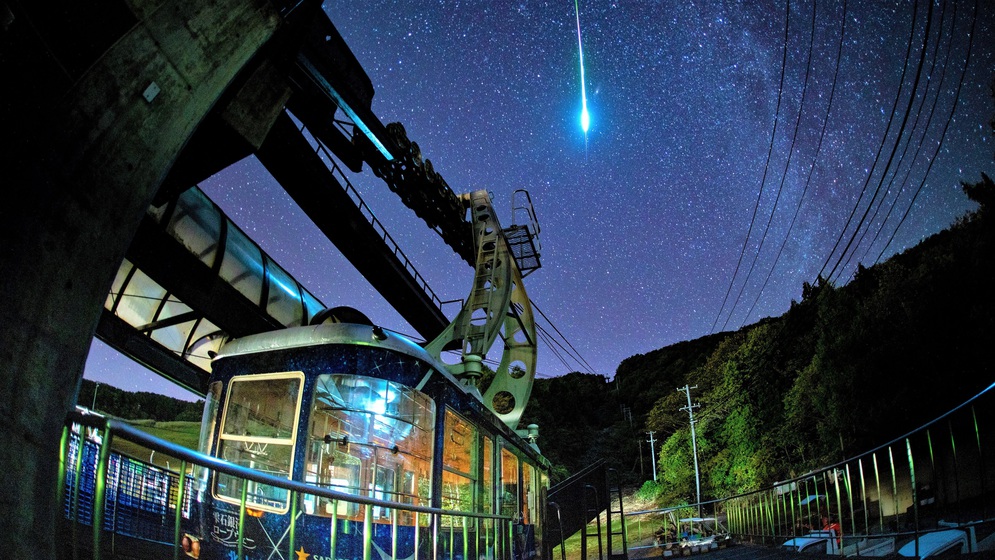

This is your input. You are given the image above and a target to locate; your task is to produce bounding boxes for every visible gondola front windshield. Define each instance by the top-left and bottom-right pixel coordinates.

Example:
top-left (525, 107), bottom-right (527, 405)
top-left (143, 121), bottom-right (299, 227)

top-left (214, 372), bottom-right (305, 513)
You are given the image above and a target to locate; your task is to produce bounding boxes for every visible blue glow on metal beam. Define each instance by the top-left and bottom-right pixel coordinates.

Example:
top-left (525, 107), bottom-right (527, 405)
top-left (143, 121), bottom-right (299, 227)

top-left (296, 55), bottom-right (395, 161)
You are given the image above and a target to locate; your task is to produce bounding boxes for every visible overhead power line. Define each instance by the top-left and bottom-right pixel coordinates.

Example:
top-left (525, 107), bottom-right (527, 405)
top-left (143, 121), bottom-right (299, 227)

top-left (742, 0), bottom-right (849, 324)
top-left (729, 0), bottom-right (820, 329)
top-left (852, 0), bottom-right (954, 269)
top-left (875, 0), bottom-right (980, 263)
top-left (532, 301), bottom-right (596, 373)
top-left (711, 0), bottom-right (791, 334)
top-left (849, 0), bottom-right (950, 266)
top-left (825, 0), bottom-right (933, 284)
top-left (819, 0), bottom-right (933, 279)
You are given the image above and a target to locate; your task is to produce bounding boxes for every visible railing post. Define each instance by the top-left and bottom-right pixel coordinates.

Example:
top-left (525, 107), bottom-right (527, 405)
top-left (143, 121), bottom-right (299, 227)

top-left (949, 420), bottom-right (961, 505)
top-left (173, 460), bottom-right (188, 560)
top-left (789, 483), bottom-right (797, 536)
top-left (844, 464), bottom-right (856, 542)
top-left (413, 512), bottom-right (420, 560)
top-left (872, 452), bottom-right (883, 533)
top-left (363, 505), bottom-right (373, 560)
top-left (463, 516), bottom-right (469, 560)
top-left (907, 438), bottom-right (920, 558)
top-left (237, 479), bottom-right (248, 560)
top-left (831, 469), bottom-right (843, 556)
top-left (70, 430), bottom-right (85, 560)
top-left (391, 508), bottom-right (398, 560)
top-left (548, 501), bottom-right (565, 560)
top-left (888, 446), bottom-right (899, 532)
top-left (972, 406), bottom-right (987, 520)
top-left (92, 425), bottom-right (113, 560)
top-left (449, 517), bottom-right (455, 560)
top-left (330, 500), bottom-right (339, 559)
top-left (432, 513), bottom-right (440, 560)
top-left (57, 425), bottom-right (70, 528)
top-left (288, 490), bottom-right (298, 560)
top-left (758, 492), bottom-right (774, 544)
top-left (857, 458), bottom-right (868, 536)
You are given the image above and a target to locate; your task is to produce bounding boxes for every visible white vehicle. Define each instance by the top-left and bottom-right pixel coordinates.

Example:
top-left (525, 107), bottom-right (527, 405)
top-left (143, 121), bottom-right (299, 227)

top-left (783, 530), bottom-right (840, 554)
top-left (897, 519), bottom-right (995, 559)
top-left (846, 537), bottom-right (896, 557)
top-left (897, 529), bottom-right (969, 558)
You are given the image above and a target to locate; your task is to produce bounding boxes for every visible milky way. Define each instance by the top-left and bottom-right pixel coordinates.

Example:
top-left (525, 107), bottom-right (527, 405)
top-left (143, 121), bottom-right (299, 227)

top-left (86, 1), bottom-right (995, 398)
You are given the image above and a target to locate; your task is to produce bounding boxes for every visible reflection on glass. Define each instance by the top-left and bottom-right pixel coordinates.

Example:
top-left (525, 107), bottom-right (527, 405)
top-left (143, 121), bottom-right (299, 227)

top-left (149, 299), bottom-right (195, 353)
top-left (105, 259), bottom-right (134, 310)
top-left (219, 225), bottom-right (263, 304)
top-left (265, 261), bottom-right (303, 327)
top-left (214, 372), bottom-right (303, 513)
top-left (442, 409), bottom-right (479, 524)
top-left (168, 188), bottom-right (221, 268)
top-left (196, 382), bottom-right (222, 495)
top-left (116, 268), bottom-right (167, 326)
top-left (305, 374), bottom-right (435, 524)
top-left (482, 436), bottom-right (493, 514)
top-left (301, 289), bottom-right (324, 325)
top-left (501, 447), bottom-right (519, 519)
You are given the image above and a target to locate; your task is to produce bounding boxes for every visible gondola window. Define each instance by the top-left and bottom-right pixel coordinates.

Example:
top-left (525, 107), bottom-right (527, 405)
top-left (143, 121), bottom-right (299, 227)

top-left (214, 372), bottom-right (304, 513)
top-left (305, 374), bottom-right (434, 523)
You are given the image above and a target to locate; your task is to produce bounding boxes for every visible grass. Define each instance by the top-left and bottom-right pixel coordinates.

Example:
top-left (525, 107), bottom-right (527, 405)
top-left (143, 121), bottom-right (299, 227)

top-left (553, 487), bottom-right (673, 560)
top-left (109, 420), bottom-right (202, 472)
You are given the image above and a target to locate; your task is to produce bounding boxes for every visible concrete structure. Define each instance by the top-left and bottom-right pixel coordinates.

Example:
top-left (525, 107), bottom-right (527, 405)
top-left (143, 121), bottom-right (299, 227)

top-left (1, 2), bottom-right (544, 555)
top-left (1, 0), bottom-right (291, 555)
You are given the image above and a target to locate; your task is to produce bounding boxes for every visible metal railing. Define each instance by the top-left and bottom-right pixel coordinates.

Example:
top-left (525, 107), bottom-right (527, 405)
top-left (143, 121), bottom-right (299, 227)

top-left (59, 410), bottom-right (514, 560)
top-left (626, 380), bottom-right (995, 557)
top-left (295, 118), bottom-right (447, 315)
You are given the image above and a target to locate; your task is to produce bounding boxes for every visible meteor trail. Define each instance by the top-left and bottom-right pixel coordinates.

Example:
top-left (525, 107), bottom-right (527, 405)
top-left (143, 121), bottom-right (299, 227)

top-left (574, 0), bottom-right (589, 134)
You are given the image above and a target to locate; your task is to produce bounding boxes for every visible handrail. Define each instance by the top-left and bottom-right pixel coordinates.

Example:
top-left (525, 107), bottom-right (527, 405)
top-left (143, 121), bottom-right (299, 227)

top-left (547, 501), bottom-right (567, 560)
top-left (66, 409), bottom-right (511, 522)
top-left (295, 120), bottom-right (446, 315)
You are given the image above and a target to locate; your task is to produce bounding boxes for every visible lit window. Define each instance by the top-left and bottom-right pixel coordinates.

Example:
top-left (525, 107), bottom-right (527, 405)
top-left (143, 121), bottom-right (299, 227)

top-left (304, 374), bottom-right (434, 524)
top-left (214, 372), bottom-right (304, 513)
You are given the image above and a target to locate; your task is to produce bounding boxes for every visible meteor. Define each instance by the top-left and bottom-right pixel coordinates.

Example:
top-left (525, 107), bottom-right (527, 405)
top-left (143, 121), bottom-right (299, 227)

top-left (574, 0), bottom-right (589, 134)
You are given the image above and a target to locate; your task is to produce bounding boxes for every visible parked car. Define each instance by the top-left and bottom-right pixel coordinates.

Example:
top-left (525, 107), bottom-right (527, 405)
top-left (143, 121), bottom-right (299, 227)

top-left (897, 529), bottom-right (968, 558)
top-left (783, 530), bottom-right (840, 554)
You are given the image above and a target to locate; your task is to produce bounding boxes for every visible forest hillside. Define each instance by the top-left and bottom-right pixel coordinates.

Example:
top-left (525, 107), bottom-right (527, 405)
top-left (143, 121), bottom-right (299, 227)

top-left (522, 173), bottom-right (995, 504)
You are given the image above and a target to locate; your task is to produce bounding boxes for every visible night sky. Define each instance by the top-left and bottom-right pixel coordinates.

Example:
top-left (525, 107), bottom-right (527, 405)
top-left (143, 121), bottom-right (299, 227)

top-left (85, 1), bottom-right (994, 401)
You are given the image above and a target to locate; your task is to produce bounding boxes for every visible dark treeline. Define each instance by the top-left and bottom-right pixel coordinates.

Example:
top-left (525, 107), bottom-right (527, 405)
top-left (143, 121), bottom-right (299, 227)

top-left (521, 174), bottom-right (995, 502)
top-left (78, 378), bottom-right (204, 422)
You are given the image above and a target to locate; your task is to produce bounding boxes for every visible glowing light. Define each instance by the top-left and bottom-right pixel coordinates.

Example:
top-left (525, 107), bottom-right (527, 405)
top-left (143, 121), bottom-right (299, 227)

top-left (574, 0), bottom-right (590, 134)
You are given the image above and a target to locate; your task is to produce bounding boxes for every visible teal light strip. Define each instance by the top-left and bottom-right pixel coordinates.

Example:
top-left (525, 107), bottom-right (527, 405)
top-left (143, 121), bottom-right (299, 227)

top-left (296, 55), bottom-right (395, 161)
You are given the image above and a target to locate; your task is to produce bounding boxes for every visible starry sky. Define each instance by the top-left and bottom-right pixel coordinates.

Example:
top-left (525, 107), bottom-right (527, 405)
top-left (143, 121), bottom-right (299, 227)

top-left (84, 0), bottom-right (994, 401)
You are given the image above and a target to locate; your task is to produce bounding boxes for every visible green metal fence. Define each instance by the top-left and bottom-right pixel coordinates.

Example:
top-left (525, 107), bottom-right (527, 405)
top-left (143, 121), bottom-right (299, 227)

top-left (60, 410), bottom-right (514, 560)
top-left (626, 380), bottom-right (995, 557)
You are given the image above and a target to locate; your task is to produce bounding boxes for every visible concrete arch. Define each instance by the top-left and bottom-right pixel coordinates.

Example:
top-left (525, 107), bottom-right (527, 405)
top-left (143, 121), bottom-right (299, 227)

top-left (0, 0), bottom-right (286, 555)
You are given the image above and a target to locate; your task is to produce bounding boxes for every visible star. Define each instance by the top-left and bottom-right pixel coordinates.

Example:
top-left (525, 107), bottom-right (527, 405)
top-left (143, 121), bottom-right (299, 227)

top-left (84, 1), bottom-right (995, 392)
top-left (295, 546), bottom-right (310, 560)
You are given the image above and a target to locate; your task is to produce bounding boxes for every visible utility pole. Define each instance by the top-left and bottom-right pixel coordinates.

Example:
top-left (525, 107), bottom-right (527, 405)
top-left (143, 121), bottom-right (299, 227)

top-left (621, 405), bottom-right (632, 426)
top-left (646, 431), bottom-right (658, 482)
top-left (91, 381), bottom-right (100, 411)
top-left (678, 384), bottom-right (701, 513)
